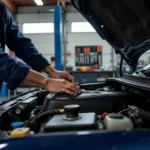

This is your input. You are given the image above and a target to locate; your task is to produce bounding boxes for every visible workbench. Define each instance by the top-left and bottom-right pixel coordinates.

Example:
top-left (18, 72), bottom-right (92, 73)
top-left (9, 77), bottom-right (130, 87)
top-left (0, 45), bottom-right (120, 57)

top-left (70, 71), bottom-right (115, 83)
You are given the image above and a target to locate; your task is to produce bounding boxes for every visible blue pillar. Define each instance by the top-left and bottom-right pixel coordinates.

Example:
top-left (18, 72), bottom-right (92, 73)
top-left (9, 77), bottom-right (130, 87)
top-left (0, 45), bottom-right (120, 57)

top-left (54, 5), bottom-right (62, 71)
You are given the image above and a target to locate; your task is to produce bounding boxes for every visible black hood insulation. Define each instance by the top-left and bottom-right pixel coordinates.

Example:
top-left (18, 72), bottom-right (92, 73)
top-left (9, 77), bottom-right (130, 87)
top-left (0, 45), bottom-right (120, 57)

top-left (71, 0), bottom-right (150, 74)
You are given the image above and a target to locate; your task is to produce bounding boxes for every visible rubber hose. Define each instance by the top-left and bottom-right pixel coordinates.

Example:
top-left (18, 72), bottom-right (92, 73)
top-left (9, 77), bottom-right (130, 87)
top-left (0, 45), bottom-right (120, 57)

top-left (29, 110), bottom-right (61, 132)
top-left (34, 110), bottom-right (60, 121)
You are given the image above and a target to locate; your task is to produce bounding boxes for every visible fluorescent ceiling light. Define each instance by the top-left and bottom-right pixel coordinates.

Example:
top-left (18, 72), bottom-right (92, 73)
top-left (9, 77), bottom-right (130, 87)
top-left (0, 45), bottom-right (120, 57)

top-left (34, 0), bottom-right (43, 6)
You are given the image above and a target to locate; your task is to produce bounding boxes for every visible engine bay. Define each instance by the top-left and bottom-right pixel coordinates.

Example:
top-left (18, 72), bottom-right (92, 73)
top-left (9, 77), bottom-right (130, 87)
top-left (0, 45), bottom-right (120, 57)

top-left (0, 78), bottom-right (150, 138)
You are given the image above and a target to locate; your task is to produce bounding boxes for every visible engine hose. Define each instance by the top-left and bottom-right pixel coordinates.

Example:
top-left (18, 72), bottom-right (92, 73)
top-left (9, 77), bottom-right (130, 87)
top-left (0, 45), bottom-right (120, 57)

top-left (30, 109), bottom-right (38, 119)
top-left (30, 107), bottom-right (42, 119)
top-left (29, 109), bottom-right (64, 132)
top-left (35, 109), bottom-right (64, 121)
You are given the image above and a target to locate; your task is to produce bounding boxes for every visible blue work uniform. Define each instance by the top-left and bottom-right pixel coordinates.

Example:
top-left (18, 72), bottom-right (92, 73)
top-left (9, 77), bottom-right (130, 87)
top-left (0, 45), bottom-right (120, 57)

top-left (0, 2), bottom-right (50, 90)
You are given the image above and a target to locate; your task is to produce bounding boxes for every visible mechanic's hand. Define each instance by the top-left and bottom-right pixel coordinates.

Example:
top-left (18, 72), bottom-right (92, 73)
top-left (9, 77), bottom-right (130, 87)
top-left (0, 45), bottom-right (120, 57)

top-left (45, 79), bottom-right (81, 95)
top-left (50, 70), bottom-right (76, 84)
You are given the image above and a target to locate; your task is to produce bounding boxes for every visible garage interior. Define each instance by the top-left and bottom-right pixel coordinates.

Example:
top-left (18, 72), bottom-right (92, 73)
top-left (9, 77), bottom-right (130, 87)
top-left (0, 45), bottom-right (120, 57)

top-left (0, 0), bottom-right (150, 143)
top-left (0, 0), bottom-right (150, 98)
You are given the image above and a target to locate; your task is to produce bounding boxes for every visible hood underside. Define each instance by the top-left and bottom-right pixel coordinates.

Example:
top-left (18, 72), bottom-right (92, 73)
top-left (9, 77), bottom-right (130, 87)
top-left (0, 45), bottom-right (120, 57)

top-left (71, 0), bottom-right (150, 72)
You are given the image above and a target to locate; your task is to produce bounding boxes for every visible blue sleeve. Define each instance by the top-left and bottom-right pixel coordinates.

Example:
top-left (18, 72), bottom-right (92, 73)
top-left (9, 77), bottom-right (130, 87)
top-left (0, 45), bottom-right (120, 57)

top-left (5, 5), bottom-right (50, 72)
top-left (0, 50), bottom-right (30, 90)
top-left (0, 3), bottom-right (31, 90)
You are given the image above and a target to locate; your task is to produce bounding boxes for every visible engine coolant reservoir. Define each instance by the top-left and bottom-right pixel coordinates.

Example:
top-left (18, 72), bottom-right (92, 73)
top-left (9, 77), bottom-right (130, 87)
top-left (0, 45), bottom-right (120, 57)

top-left (104, 114), bottom-right (133, 131)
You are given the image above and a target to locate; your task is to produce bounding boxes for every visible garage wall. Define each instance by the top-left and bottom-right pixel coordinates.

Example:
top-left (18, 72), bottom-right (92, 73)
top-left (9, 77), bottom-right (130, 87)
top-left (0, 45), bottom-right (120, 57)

top-left (16, 6), bottom-right (115, 70)
top-left (17, 6), bottom-right (54, 62)
top-left (17, 15), bottom-right (54, 62)
top-left (66, 6), bottom-right (113, 69)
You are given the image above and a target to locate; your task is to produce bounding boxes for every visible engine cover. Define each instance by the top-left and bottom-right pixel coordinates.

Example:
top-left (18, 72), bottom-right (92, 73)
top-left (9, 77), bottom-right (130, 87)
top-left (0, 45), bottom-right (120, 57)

top-left (42, 91), bottom-right (138, 114)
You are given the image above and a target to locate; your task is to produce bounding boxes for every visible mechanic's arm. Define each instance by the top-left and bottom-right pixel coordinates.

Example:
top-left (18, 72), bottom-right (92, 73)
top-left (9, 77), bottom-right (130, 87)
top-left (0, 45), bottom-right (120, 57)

top-left (0, 50), bottom-right (78, 94)
top-left (3, 3), bottom-right (49, 74)
top-left (21, 70), bottom-right (78, 94)
top-left (4, 4), bottom-right (76, 84)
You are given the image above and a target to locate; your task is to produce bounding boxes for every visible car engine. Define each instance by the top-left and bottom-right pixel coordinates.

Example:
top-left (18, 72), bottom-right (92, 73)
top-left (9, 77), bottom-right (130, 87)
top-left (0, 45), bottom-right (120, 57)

top-left (0, 76), bottom-right (150, 138)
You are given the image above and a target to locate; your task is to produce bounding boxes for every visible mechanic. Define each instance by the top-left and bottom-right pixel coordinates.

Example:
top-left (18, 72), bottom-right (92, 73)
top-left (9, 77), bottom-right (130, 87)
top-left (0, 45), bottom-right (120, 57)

top-left (0, 2), bottom-right (81, 95)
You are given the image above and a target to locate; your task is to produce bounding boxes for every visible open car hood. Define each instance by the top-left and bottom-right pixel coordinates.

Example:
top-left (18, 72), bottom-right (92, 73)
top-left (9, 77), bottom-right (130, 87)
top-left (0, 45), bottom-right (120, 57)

top-left (71, 0), bottom-right (150, 72)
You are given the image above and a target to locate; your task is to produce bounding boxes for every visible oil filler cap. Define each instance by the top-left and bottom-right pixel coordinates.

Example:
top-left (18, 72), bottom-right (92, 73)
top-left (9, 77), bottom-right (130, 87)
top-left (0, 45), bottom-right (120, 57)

top-left (64, 104), bottom-right (81, 121)
top-left (108, 114), bottom-right (124, 119)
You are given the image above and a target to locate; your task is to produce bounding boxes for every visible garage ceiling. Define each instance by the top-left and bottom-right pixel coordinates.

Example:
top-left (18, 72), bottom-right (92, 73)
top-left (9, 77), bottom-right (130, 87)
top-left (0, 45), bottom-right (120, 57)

top-left (12, 0), bottom-right (60, 6)
top-left (2, 0), bottom-right (70, 13)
